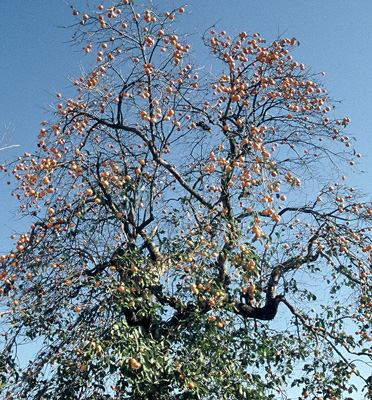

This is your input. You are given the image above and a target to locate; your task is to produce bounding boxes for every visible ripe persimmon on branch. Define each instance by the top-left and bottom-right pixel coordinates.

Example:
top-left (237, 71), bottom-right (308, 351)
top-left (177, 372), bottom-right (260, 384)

top-left (1, 1), bottom-right (372, 399)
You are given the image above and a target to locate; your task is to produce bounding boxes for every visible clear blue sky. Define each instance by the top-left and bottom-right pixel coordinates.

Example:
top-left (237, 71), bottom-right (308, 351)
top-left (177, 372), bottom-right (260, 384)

top-left (1, 1), bottom-right (372, 397)
top-left (1, 3), bottom-right (372, 226)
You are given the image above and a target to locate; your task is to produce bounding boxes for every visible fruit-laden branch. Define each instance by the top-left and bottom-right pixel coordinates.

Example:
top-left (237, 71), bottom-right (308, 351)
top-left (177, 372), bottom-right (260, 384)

top-left (74, 114), bottom-right (215, 211)
top-left (280, 295), bottom-right (369, 386)
top-left (232, 242), bottom-right (321, 321)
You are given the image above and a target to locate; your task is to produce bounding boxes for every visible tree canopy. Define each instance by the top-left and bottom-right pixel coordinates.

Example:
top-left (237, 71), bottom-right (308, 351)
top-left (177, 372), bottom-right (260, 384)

top-left (1, 1), bottom-right (372, 399)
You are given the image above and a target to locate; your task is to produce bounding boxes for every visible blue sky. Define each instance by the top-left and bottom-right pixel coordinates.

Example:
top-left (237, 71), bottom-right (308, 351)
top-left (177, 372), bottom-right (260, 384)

top-left (1, 1), bottom-right (372, 397)
top-left (1, 3), bottom-right (372, 232)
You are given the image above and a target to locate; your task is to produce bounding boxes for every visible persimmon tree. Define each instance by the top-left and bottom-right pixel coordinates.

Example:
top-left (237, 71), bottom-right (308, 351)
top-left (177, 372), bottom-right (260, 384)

top-left (1, 2), bottom-right (372, 399)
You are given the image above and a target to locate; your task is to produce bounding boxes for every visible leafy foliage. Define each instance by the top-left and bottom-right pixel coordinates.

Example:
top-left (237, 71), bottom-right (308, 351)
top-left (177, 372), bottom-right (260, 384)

top-left (1, 1), bottom-right (372, 399)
